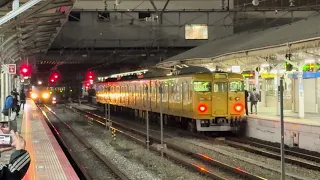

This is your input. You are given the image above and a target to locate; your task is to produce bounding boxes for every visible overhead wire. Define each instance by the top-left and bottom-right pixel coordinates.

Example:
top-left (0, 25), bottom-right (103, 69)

top-left (45, 0), bottom-right (320, 71)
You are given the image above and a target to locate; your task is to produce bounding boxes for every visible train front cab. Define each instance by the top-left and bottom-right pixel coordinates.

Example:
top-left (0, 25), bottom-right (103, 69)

top-left (194, 73), bottom-right (245, 132)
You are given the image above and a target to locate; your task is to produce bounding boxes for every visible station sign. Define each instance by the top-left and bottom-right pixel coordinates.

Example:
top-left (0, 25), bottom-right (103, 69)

top-left (1, 64), bottom-right (16, 74)
top-left (8, 64), bottom-right (16, 74)
top-left (231, 66), bottom-right (241, 73)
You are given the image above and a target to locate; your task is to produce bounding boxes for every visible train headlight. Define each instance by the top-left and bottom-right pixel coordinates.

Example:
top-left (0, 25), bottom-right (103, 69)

top-left (198, 104), bottom-right (208, 113)
top-left (31, 93), bottom-right (38, 99)
top-left (52, 97), bottom-right (56, 101)
top-left (234, 104), bottom-right (243, 112)
top-left (42, 93), bottom-right (50, 99)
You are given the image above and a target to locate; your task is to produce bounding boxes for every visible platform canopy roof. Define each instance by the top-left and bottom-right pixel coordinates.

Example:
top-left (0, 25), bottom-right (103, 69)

top-left (156, 13), bottom-right (320, 68)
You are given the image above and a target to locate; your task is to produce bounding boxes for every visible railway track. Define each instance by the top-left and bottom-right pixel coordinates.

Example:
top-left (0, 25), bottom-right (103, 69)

top-left (83, 103), bottom-right (320, 172)
top-left (37, 104), bottom-right (130, 180)
top-left (64, 104), bottom-right (267, 180)
top-left (223, 137), bottom-right (320, 171)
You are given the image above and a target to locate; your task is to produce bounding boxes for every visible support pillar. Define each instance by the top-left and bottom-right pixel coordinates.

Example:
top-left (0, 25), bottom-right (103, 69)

top-left (0, 35), bottom-right (4, 121)
top-left (298, 65), bottom-right (305, 118)
top-left (260, 78), bottom-right (266, 107)
top-left (275, 68), bottom-right (281, 116)
top-left (1, 73), bottom-right (4, 121)
top-left (5, 73), bottom-right (9, 121)
top-left (255, 70), bottom-right (260, 112)
top-left (245, 78), bottom-right (250, 90)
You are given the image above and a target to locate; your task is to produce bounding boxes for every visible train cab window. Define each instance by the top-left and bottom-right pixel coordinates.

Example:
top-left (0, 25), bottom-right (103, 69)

top-left (193, 81), bottom-right (211, 92)
top-left (229, 81), bottom-right (244, 92)
top-left (213, 82), bottom-right (227, 92)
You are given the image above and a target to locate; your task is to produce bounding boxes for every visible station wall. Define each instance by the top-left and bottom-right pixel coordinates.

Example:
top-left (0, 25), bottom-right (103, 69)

top-left (52, 11), bottom-right (233, 48)
top-left (246, 117), bottom-right (320, 153)
top-left (293, 78), bottom-right (319, 113)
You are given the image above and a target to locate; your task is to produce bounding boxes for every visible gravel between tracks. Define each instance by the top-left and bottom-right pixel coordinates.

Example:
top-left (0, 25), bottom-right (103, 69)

top-left (73, 105), bottom-right (320, 180)
top-left (81, 108), bottom-right (313, 180)
top-left (53, 105), bottom-right (210, 180)
top-left (43, 108), bottom-right (119, 180)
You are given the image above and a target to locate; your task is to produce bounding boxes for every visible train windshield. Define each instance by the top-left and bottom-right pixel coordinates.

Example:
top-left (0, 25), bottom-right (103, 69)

top-left (229, 81), bottom-right (245, 92)
top-left (193, 81), bottom-right (212, 92)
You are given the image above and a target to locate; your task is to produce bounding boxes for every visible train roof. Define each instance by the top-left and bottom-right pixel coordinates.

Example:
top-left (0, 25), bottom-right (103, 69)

top-left (97, 67), bottom-right (242, 83)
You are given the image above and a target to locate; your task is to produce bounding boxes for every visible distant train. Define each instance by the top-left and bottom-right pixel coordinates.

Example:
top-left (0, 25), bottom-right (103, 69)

top-left (95, 71), bottom-right (245, 133)
top-left (29, 86), bottom-right (63, 104)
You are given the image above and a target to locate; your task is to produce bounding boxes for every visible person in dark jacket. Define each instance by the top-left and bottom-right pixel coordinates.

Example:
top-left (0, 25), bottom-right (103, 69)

top-left (19, 89), bottom-right (26, 110)
top-left (2, 92), bottom-right (15, 115)
top-left (2, 91), bottom-right (18, 131)
top-left (12, 89), bottom-right (19, 116)
top-left (244, 89), bottom-right (249, 116)
top-left (0, 130), bottom-right (30, 179)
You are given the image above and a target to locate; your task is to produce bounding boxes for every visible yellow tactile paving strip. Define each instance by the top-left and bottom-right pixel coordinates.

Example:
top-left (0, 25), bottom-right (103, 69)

top-left (20, 100), bottom-right (79, 180)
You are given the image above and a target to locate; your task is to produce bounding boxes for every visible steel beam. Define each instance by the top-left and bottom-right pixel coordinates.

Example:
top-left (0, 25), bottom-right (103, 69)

top-left (22, 29), bottom-right (56, 39)
top-left (0, 0), bottom-right (42, 26)
top-left (44, 4), bottom-right (74, 54)
top-left (0, 0), bottom-right (55, 34)
top-left (33, 12), bottom-right (65, 18)
top-left (36, 1), bottom-right (73, 14)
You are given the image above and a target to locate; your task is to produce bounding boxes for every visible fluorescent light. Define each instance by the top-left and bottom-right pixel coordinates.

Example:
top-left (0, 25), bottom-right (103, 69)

top-left (305, 59), bottom-right (315, 63)
top-left (261, 63), bottom-right (270, 67)
top-left (0, 0), bottom-right (42, 26)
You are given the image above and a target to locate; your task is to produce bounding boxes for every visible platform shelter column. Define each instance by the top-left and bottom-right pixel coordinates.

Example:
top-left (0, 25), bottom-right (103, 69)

top-left (275, 67), bottom-right (281, 116)
top-left (255, 69), bottom-right (260, 112)
top-left (298, 63), bottom-right (305, 118)
top-left (0, 35), bottom-right (4, 121)
top-left (260, 78), bottom-right (266, 107)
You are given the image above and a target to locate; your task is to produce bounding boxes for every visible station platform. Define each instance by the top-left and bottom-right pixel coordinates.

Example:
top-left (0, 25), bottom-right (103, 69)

top-left (0, 100), bottom-right (79, 180)
top-left (248, 106), bottom-right (320, 126)
top-left (246, 106), bottom-right (320, 153)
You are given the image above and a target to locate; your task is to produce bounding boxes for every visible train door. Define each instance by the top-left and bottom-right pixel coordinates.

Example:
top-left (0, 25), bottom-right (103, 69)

top-left (150, 81), bottom-right (156, 111)
top-left (212, 81), bottom-right (228, 115)
top-left (182, 81), bottom-right (191, 113)
top-left (143, 83), bottom-right (149, 109)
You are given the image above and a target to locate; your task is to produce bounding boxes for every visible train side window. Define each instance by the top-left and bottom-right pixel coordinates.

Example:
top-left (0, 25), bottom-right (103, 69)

top-left (214, 82), bottom-right (227, 92)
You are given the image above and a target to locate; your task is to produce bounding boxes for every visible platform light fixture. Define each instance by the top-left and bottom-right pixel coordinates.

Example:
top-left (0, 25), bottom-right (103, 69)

top-left (305, 59), bottom-right (315, 63)
top-left (38, 81), bottom-right (42, 85)
top-left (260, 63), bottom-right (270, 67)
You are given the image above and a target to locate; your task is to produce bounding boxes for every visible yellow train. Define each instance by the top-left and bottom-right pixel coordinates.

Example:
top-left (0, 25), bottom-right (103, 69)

top-left (95, 72), bottom-right (245, 132)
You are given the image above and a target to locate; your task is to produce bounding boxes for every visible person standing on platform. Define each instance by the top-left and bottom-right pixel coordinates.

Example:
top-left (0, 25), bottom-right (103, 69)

top-left (244, 89), bottom-right (249, 116)
top-left (0, 130), bottom-right (30, 179)
top-left (12, 89), bottom-right (20, 117)
top-left (249, 87), bottom-right (260, 114)
top-left (2, 91), bottom-right (18, 132)
top-left (19, 89), bottom-right (26, 110)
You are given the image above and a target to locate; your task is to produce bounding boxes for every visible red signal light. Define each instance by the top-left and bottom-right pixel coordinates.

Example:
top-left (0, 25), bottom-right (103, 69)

top-left (198, 104), bottom-right (208, 113)
top-left (19, 64), bottom-right (31, 76)
top-left (86, 71), bottom-right (94, 80)
top-left (234, 104), bottom-right (243, 112)
top-left (50, 79), bottom-right (55, 83)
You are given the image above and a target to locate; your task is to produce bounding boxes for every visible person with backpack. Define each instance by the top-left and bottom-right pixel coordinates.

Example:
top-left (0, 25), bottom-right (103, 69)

top-left (2, 91), bottom-right (18, 132)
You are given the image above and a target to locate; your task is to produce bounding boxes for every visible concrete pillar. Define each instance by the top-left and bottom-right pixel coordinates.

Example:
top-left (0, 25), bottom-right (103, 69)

top-left (260, 78), bottom-right (266, 107)
top-left (0, 35), bottom-right (4, 121)
top-left (255, 70), bottom-right (260, 112)
top-left (1, 73), bottom-right (4, 121)
top-left (245, 78), bottom-right (250, 90)
top-left (298, 63), bottom-right (305, 118)
top-left (5, 73), bottom-right (9, 121)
